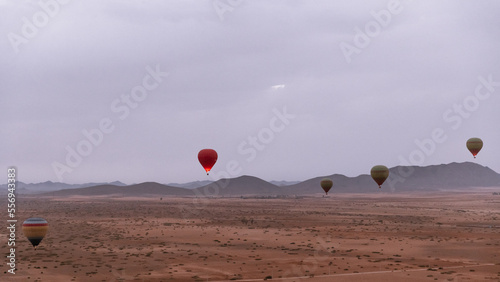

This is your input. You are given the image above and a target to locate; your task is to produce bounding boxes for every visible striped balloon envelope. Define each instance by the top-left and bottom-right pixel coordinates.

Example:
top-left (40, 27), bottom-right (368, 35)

top-left (320, 178), bottom-right (333, 195)
top-left (22, 217), bottom-right (48, 249)
top-left (370, 165), bottom-right (389, 189)
top-left (466, 137), bottom-right (483, 158)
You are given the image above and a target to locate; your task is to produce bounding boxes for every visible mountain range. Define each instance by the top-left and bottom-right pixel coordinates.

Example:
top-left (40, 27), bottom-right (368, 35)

top-left (0, 180), bottom-right (126, 194)
top-left (4, 162), bottom-right (500, 197)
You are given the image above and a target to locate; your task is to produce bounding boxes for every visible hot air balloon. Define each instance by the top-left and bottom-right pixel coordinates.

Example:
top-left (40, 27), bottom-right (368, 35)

top-left (320, 178), bottom-right (333, 195)
top-left (371, 165), bottom-right (389, 189)
top-left (198, 149), bottom-right (218, 175)
top-left (466, 138), bottom-right (483, 158)
top-left (22, 217), bottom-right (48, 249)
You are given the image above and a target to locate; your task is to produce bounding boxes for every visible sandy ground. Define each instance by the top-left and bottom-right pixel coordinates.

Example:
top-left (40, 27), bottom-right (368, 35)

top-left (1, 191), bottom-right (499, 281)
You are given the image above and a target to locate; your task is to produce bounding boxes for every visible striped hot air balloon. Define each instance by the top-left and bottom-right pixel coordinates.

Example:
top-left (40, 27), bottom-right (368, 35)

top-left (466, 138), bottom-right (483, 158)
top-left (22, 217), bottom-right (48, 249)
top-left (370, 165), bottom-right (389, 189)
top-left (320, 178), bottom-right (333, 195)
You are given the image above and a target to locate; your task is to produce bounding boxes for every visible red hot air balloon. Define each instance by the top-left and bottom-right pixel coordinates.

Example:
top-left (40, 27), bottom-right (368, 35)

top-left (198, 149), bottom-right (218, 175)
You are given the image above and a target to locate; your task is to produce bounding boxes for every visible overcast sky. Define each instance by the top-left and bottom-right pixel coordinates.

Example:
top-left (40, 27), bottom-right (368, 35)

top-left (1, 0), bottom-right (499, 185)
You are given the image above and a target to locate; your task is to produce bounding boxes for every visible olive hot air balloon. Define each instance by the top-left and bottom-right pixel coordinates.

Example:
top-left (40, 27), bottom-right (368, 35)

top-left (198, 149), bottom-right (218, 175)
top-left (466, 138), bottom-right (483, 158)
top-left (22, 217), bottom-right (48, 249)
top-left (371, 165), bottom-right (389, 189)
top-left (320, 178), bottom-right (333, 195)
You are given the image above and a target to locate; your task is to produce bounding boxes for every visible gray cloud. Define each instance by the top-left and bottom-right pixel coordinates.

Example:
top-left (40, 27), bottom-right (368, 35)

top-left (1, 0), bottom-right (499, 184)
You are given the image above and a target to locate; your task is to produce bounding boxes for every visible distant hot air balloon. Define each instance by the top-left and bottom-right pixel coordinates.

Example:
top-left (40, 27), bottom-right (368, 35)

top-left (371, 165), bottom-right (389, 189)
top-left (320, 178), bottom-right (333, 195)
top-left (466, 138), bottom-right (483, 158)
top-left (22, 217), bottom-right (48, 249)
top-left (198, 149), bottom-right (218, 175)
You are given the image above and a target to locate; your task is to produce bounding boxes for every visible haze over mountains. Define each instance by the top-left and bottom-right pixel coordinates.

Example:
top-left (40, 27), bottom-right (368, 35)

top-left (166, 180), bottom-right (300, 189)
top-left (0, 180), bottom-right (126, 195)
top-left (285, 162), bottom-right (500, 194)
top-left (7, 162), bottom-right (500, 197)
top-left (42, 182), bottom-right (193, 197)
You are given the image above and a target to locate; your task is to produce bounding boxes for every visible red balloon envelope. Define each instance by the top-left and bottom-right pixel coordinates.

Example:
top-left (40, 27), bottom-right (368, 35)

top-left (198, 149), bottom-right (218, 175)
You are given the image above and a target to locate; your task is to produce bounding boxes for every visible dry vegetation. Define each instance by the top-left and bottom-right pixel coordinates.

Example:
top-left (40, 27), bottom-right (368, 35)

top-left (2, 191), bottom-right (500, 281)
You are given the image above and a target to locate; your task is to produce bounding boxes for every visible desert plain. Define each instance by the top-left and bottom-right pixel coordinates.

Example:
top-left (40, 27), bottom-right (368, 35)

top-left (2, 190), bottom-right (500, 281)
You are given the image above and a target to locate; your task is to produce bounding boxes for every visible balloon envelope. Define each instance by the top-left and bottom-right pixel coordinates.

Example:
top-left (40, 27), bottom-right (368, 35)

top-left (22, 217), bottom-right (48, 249)
top-left (320, 178), bottom-right (333, 195)
top-left (198, 149), bottom-right (218, 175)
top-left (466, 138), bottom-right (483, 158)
top-left (370, 165), bottom-right (389, 188)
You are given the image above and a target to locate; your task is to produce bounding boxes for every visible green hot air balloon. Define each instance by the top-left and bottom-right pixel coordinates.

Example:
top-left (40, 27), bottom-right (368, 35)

top-left (371, 165), bottom-right (389, 189)
top-left (466, 138), bottom-right (483, 158)
top-left (320, 178), bottom-right (333, 195)
top-left (22, 217), bottom-right (48, 249)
